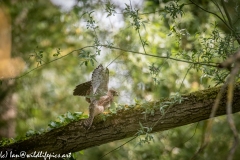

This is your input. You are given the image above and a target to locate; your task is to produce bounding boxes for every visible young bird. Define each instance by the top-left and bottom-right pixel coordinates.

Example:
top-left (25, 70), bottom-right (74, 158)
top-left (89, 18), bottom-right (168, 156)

top-left (73, 64), bottom-right (118, 129)
top-left (84, 89), bottom-right (118, 129)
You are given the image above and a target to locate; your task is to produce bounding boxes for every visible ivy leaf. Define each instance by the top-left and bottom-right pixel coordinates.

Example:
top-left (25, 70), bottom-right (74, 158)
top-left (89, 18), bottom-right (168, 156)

top-left (26, 130), bottom-right (36, 137)
top-left (67, 112), bottom-right (75, 120)
top-left (48, 121), bottom-right (61, 129)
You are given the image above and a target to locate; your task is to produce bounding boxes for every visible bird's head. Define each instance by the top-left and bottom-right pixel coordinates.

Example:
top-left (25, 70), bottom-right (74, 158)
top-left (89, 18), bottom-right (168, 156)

top-left (109, 89), bottom-right (118, 96)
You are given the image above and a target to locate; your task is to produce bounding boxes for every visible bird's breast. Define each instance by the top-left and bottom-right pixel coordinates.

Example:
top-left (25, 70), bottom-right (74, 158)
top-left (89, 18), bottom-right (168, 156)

top-left (94, 105), bottom-right (104, 116)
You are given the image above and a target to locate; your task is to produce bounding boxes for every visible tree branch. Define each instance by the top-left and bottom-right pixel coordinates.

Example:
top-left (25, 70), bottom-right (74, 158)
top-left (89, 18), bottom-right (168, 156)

top-left (13, 45), bottom-right (219, 80)
top-left (189, 0), bottom-right (232, 31)
top-left (1, 83), bottom-right (240, 158)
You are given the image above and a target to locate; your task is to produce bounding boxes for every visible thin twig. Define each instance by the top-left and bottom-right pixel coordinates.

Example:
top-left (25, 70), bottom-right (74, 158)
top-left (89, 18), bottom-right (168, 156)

top-left (13, 48), bottom-right (84, 79)
top-left (220, 0), bottom-right (240, 45)
top-left (100, 136), bottom-right (137, 159)
top-left (106, 53), bottom-right (122, 68)
top-left (128, 1), bottom-right (147, 54)
top-left (137, 29), bottom-right (147, 54)
top-left (184, 122), bottom-right (200, 144)
top-left (178, 64), bottom-right (193, 92)
top-left (211, 0), bottom-right (227, 23)
top-left (221, 0), bottom-right (233, 27)
top-left (190, 0), bottom-right (240, 45)
top-left (103, 45), bottom-right (219, 67)
top-left (192, 49), bottom-right (240, 159)
top-left (13, 45), bottom-right (219, 80)
top-left (191, 75), bottom-right (229, 159)
top-left (226, 64), bottom-right (240, 160)
top-left (189, 0), bottom-right (233, 32)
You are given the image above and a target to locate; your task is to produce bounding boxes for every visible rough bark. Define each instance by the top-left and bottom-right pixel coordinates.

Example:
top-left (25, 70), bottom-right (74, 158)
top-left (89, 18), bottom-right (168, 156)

top-left (1, 83), bottom-right (240, 158)
top-left (0, 82), bottom-right (17, 139)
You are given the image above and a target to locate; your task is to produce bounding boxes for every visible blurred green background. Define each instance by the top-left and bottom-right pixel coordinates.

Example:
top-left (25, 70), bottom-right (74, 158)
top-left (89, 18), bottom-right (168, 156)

top-left (0, 0), bottom-right (240, 159)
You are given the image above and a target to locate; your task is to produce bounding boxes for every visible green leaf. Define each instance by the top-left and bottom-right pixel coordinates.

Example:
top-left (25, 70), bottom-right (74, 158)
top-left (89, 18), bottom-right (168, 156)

top-left (26, 130), bottom-right (36, 137)
top-left (48, 121), bottom-right (61, 128)
top-left (67, 112), bottom-right (75, 120)
top-left (79, 150), bottom-right (84, 155)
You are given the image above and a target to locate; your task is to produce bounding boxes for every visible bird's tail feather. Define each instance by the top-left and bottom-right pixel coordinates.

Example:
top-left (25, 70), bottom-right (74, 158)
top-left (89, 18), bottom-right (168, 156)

top-left (84, 117), bottom-right (94, 130)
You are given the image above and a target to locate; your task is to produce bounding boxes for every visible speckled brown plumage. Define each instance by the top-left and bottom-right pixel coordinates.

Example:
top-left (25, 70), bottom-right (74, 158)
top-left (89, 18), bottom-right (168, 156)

top-left (73, 64), bottom-right (118, 129)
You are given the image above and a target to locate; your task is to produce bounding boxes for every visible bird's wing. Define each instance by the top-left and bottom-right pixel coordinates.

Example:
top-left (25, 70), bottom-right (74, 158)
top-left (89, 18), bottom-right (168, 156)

top-left (73, 81), bottom-right (92, 96)
top-left (101, 67), bottom-right (109, 93)
top-left (91, 64), bottom-right (104, 94)
top-left (92, 65), bottom-right (109, 97)
top-left (73, 64), bottom-right (109, 103)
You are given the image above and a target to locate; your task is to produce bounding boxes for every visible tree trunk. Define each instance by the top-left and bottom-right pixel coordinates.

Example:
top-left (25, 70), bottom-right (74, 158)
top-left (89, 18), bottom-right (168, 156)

top-left (0, 81), bottom-right (17, 139)
top-left (0, 83), bottom-right (240, 159)
top-left (0, 4), bottom-right (24, 140)
top-left (0, 6), bottom-right (16, 139)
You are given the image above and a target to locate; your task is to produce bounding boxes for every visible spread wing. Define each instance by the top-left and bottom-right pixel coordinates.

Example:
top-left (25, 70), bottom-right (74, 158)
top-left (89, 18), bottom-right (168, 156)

top-left (91, 64), bottom-right (109, 96)
top-left (73, 64), bottom-right (109, 103)
top-left (73, 81), bottom-right (92, 96)
top-left (91, 64), bottom-right (104, 94)
top-left (96, 67), bottom-right (109, 96)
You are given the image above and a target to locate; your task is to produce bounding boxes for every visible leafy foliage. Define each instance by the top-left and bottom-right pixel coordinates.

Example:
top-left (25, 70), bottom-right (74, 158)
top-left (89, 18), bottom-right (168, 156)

top-left (1, 0), bottom-right (240, 159)
top-left (29, 46), bottom-right (44, 66)
top-left (48, 111), bottom-right (86, 129)
top-left (136, 122), bottom-right (153, 145)
top-left (0, 111), bottom-right (87, 147)
top-left (165, 0), bottom-right (185, 18)
top-left (78, 49), bottom-right (97, 66)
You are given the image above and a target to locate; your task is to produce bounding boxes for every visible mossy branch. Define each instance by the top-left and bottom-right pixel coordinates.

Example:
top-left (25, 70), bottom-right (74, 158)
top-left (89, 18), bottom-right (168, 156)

top-left (1, 83), bottom-right (240, 157)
